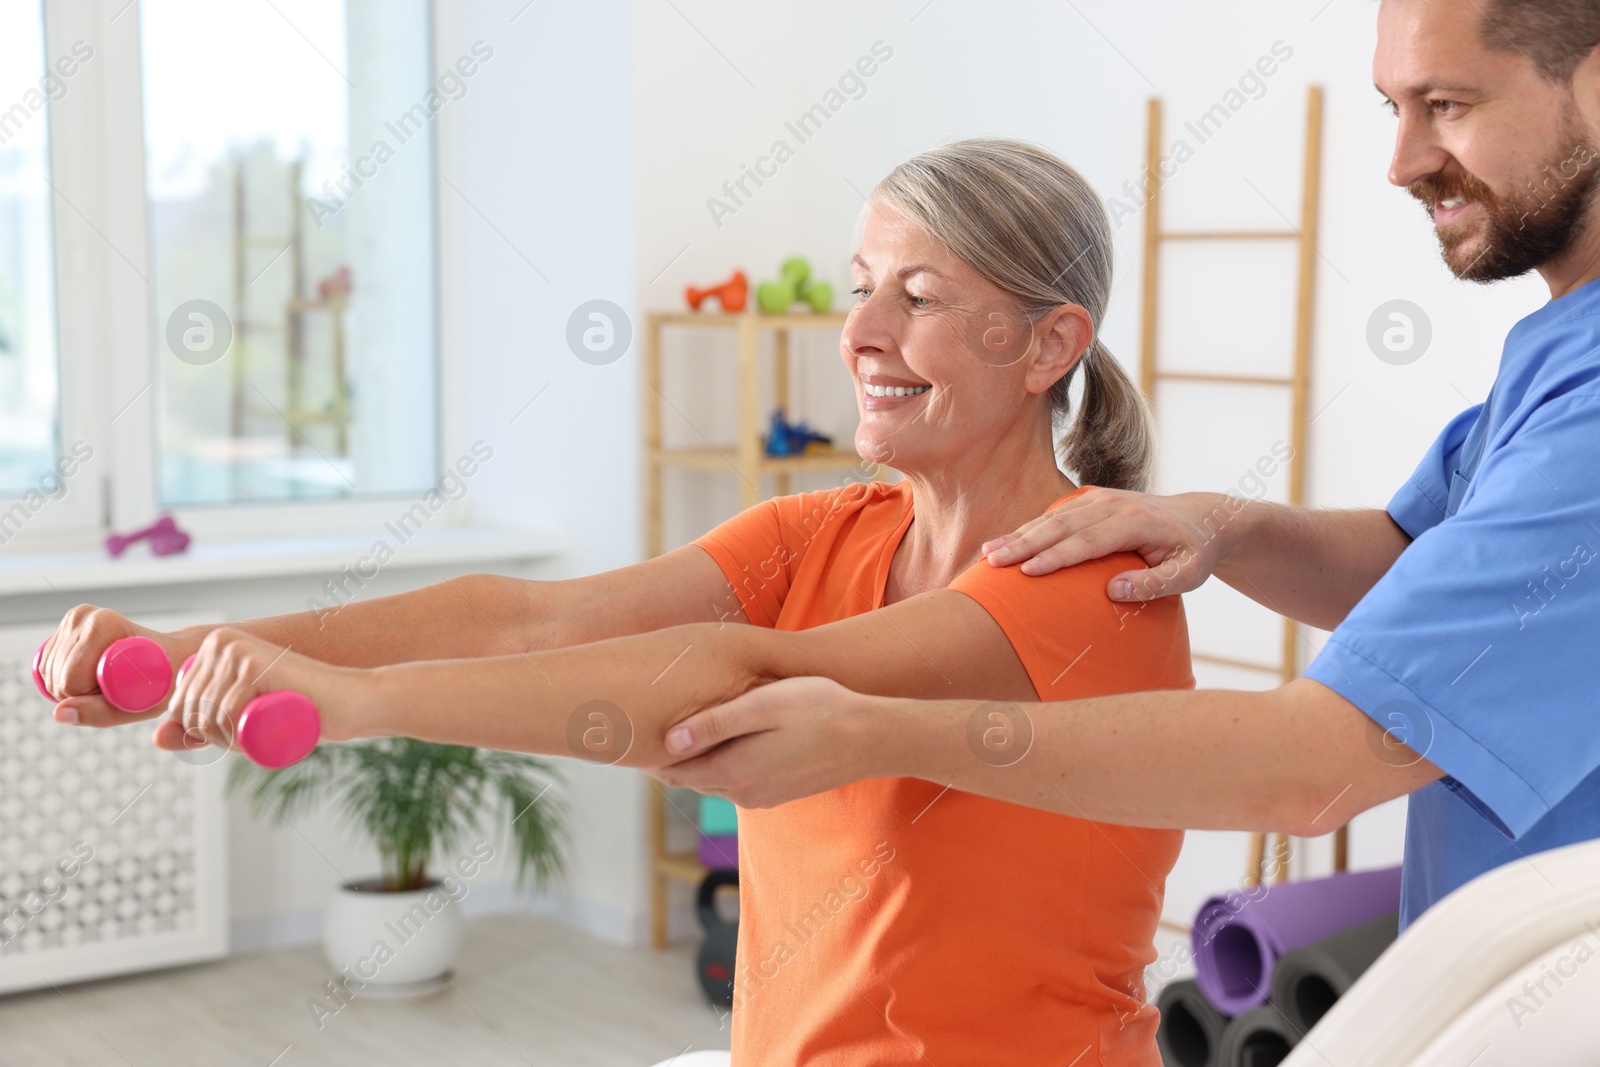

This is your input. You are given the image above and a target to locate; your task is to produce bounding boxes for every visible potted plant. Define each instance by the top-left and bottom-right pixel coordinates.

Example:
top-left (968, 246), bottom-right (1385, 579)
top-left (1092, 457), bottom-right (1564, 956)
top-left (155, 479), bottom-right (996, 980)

top-left (228, 738), bottom-right (566, 996)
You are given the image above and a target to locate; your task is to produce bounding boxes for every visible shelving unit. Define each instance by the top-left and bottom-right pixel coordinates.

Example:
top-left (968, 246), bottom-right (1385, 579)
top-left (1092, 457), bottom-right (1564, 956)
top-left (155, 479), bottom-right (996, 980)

top-left (643, 310), bottom-right (859, 555)
top-left (640, 309), bottom-right (862, 948)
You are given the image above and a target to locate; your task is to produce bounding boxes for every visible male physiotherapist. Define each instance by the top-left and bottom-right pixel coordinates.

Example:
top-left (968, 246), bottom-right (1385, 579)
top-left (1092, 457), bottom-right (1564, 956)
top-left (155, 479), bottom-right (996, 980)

top-left (657, 0), bottom-right (1600, 930)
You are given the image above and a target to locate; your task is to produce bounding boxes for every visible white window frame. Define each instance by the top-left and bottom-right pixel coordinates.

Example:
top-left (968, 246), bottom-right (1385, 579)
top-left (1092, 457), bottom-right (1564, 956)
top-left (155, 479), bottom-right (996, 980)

top-left (1, 0), bottom-right (466, 555)
top-left (0, 0), bottom-right (104, 544)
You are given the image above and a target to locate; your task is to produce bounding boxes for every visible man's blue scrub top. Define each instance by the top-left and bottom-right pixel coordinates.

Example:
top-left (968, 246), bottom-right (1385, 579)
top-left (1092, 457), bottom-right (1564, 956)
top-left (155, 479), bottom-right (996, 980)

top-left (1306, 277), bottom-right (1600, 928)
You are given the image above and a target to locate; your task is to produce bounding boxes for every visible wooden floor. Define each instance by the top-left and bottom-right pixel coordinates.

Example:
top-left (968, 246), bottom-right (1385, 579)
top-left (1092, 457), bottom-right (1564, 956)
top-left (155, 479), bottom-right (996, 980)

top-left (0, 914), bottom-right (731, 1066)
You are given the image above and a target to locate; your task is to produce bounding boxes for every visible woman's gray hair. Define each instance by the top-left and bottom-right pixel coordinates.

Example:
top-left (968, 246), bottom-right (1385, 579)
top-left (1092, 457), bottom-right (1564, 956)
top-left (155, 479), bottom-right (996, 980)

top-left (867, 137), bottom-right (1153, 493)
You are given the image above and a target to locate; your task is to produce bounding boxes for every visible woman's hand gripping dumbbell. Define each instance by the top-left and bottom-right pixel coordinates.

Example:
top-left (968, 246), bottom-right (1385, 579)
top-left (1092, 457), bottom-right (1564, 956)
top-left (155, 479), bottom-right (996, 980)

top-left (33, 610), bottom-right (360, 767)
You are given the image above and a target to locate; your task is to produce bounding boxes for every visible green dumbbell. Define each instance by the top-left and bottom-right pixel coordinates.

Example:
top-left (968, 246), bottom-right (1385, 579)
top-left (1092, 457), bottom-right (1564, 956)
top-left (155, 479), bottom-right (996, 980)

top-left (756, 278), bottom-right (795, 314)
top-left (780, 257), bottom-right (810, 291)
top-left (756, 257), bottom-right (833, 313)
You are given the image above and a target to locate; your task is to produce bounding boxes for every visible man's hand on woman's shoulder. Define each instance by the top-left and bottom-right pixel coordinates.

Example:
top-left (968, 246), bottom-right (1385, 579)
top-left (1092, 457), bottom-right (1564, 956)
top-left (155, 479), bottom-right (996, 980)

top-left (979, 488), bottom-right (1241, 600)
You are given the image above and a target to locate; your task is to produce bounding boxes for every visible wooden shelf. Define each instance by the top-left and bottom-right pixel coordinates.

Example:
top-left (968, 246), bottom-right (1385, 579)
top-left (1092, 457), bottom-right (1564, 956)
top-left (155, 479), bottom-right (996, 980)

top-left (656, 851), bottom-right (707, 886)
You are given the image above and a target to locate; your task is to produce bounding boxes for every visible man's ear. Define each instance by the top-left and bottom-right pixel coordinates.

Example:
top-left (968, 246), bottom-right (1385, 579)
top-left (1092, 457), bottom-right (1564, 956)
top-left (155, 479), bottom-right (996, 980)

top-left (1026, 303), bottom-right (1093, 394)
top-left (1572, 42), bottom-right (1600, 130)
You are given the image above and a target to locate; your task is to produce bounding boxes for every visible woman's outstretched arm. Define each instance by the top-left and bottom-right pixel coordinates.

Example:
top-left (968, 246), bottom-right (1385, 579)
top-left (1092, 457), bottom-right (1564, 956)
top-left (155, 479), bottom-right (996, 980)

top-left (43, 545), bottom-right (746, 727)
top-left (117, 586), bottom-right (1036, 766)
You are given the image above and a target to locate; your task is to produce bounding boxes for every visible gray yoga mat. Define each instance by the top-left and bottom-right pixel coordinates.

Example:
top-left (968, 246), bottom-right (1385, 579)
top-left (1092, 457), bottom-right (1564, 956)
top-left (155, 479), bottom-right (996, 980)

top-left (1156, 979), bottom-right (1230, 1067)
top-left (1217, 1004), bottom-right (1302, 1067)
top-left (1267, 909), bottom-right (1399, 1035)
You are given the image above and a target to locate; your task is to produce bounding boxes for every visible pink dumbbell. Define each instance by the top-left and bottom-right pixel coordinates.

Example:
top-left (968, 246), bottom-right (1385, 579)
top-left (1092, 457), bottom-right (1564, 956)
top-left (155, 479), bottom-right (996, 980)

top-left (33, 635), bottom-right (172, 711)
top-left (176, 655), bottom-right (321, 770)
top-left (105, 514), bottom-right (191, 558)
top-left (32, 637), bottom-right (320, 769)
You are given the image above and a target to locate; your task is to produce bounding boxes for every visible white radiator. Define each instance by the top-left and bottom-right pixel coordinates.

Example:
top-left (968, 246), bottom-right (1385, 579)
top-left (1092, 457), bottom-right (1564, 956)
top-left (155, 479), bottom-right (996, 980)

top-left (0, 616), bottom-right (228, 995)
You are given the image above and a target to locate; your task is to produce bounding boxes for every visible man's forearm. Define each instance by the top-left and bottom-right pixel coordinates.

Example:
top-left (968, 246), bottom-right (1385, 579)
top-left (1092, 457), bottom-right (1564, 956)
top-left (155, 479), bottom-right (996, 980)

top-left (1211, 502), bottom-right (1411, 630)
top-left (878, 681), bottom-right (1436, 834)
top-left (170, 573), bottom-right (552, 668)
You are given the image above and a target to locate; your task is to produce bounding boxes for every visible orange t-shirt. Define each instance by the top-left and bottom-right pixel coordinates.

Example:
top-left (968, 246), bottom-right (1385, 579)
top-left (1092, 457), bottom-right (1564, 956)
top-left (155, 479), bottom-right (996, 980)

top-left (692, 480), bottom-right (1193, 1066)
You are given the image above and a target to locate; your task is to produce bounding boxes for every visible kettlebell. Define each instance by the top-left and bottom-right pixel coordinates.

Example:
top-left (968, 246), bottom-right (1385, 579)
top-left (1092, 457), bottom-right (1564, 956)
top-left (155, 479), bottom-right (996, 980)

top-left (694, 868), bottom-right (740, 1008)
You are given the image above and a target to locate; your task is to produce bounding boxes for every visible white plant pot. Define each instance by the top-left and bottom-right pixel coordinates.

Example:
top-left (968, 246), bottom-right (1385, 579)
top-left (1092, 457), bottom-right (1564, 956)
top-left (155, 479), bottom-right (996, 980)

top-left (322, 878), bottom-right (463, 997)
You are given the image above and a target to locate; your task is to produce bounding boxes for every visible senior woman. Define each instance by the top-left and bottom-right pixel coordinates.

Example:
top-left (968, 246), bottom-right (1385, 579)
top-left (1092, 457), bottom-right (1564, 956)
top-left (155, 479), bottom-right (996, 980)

top-left (38, 139), bottom-right (1192, 1064)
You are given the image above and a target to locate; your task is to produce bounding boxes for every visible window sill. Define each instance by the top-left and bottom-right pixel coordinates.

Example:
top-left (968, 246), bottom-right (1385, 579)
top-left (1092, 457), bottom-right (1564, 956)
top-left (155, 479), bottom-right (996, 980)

top-left (0, 524), bottom-right (564, 597)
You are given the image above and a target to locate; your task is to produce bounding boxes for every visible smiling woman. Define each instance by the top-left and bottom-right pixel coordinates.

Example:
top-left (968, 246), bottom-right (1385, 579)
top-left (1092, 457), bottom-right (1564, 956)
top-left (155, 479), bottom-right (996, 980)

top-left (40, 138), bottom-right (1192, 1066)
top-left (853, 139), bottom-right (1155, 496)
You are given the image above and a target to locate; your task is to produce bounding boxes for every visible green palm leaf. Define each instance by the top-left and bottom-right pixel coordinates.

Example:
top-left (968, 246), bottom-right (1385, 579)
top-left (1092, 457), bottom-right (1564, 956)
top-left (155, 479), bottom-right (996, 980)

top-left (227, 739), bottom-right (568, 894)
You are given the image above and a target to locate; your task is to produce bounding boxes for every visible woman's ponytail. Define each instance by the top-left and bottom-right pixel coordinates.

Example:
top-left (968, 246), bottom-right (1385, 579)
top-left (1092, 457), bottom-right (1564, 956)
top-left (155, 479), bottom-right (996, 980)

top-left (1059, 340), bottom-right (1154, 493)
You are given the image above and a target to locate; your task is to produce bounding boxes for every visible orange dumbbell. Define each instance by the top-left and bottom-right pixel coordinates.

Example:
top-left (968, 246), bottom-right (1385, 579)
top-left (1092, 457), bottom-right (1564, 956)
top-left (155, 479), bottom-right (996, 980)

top-left (685, 270), bottom-right (749, 313)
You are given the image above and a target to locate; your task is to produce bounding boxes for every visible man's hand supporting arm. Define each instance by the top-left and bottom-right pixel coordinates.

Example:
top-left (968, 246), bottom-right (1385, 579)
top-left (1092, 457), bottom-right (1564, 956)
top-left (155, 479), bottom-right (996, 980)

top-left (660, 676), bottom-right (1443, 831)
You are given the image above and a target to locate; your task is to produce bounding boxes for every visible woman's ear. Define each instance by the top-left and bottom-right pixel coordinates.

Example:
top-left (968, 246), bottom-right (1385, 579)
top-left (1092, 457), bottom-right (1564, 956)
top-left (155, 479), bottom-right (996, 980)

top-left (1025, 304), bottom-right (1093, 394)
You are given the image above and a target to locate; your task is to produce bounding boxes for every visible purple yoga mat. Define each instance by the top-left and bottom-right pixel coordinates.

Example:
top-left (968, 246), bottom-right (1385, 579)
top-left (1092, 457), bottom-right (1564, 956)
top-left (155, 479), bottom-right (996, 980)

top-left (698, 833), bottom-right (738, 869)
top-left (1191, 865), bottom-right (1401, 1016)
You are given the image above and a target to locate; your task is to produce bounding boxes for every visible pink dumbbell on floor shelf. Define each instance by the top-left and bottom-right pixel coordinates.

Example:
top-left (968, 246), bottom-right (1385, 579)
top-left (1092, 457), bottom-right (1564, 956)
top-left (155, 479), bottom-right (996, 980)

top-left (31, 636), bottom-right (320, 769)
top-left (105, 515), bottom-right (192, 558)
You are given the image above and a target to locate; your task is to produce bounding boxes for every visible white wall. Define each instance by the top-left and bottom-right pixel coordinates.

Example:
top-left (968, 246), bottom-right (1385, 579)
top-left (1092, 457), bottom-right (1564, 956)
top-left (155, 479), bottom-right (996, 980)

top-left (435, 0), bottom-right (645, 942)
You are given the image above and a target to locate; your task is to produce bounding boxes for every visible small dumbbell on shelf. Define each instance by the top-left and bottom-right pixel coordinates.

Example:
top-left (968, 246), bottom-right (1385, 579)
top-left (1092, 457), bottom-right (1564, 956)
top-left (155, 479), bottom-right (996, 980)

top-left (756, 256), bottom-right (833, 314)
top-left (762, 407), bottom-right (835, 458)
top-left (684, 270), bottom-right (750, 313)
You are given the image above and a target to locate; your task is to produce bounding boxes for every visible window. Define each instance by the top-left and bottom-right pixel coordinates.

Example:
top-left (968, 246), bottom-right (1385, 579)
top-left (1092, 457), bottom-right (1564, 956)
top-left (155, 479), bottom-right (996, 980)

top-left (0, 4), bottom-right (62, 497)
top-left (141, 0), bottom-right (439, 507)
top-left (0, 0), bottom-right (443, 552)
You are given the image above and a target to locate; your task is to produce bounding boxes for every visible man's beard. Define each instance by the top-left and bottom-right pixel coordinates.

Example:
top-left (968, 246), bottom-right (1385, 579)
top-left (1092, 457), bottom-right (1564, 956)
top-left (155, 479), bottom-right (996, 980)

top-left (1409, 135), bottom-right (1600, 283)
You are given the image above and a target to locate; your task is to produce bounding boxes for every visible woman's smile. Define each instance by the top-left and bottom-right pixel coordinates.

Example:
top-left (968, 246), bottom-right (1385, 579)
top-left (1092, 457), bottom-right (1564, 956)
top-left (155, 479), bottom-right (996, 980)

top-left (859, 372), bottom-right (933, 411)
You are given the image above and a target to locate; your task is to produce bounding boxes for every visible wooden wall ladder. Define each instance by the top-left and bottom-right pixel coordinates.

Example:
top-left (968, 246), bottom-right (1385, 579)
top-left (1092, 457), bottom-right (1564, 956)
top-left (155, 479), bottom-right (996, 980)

top-left (1138, 86), bottom-right (1346, 888)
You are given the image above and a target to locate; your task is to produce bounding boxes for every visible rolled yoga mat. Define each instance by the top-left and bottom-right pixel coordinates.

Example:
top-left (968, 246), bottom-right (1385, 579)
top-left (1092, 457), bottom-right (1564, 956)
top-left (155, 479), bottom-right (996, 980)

top-left (1268, 910), bottom-right (1398, 1035)
top-left (1217, 1004), bottom-right (1302, 1067)
top-left (1192, 866), bottom-right (1402, 1016)
top-left (1156, 979), bottom-right (1231, 1067)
